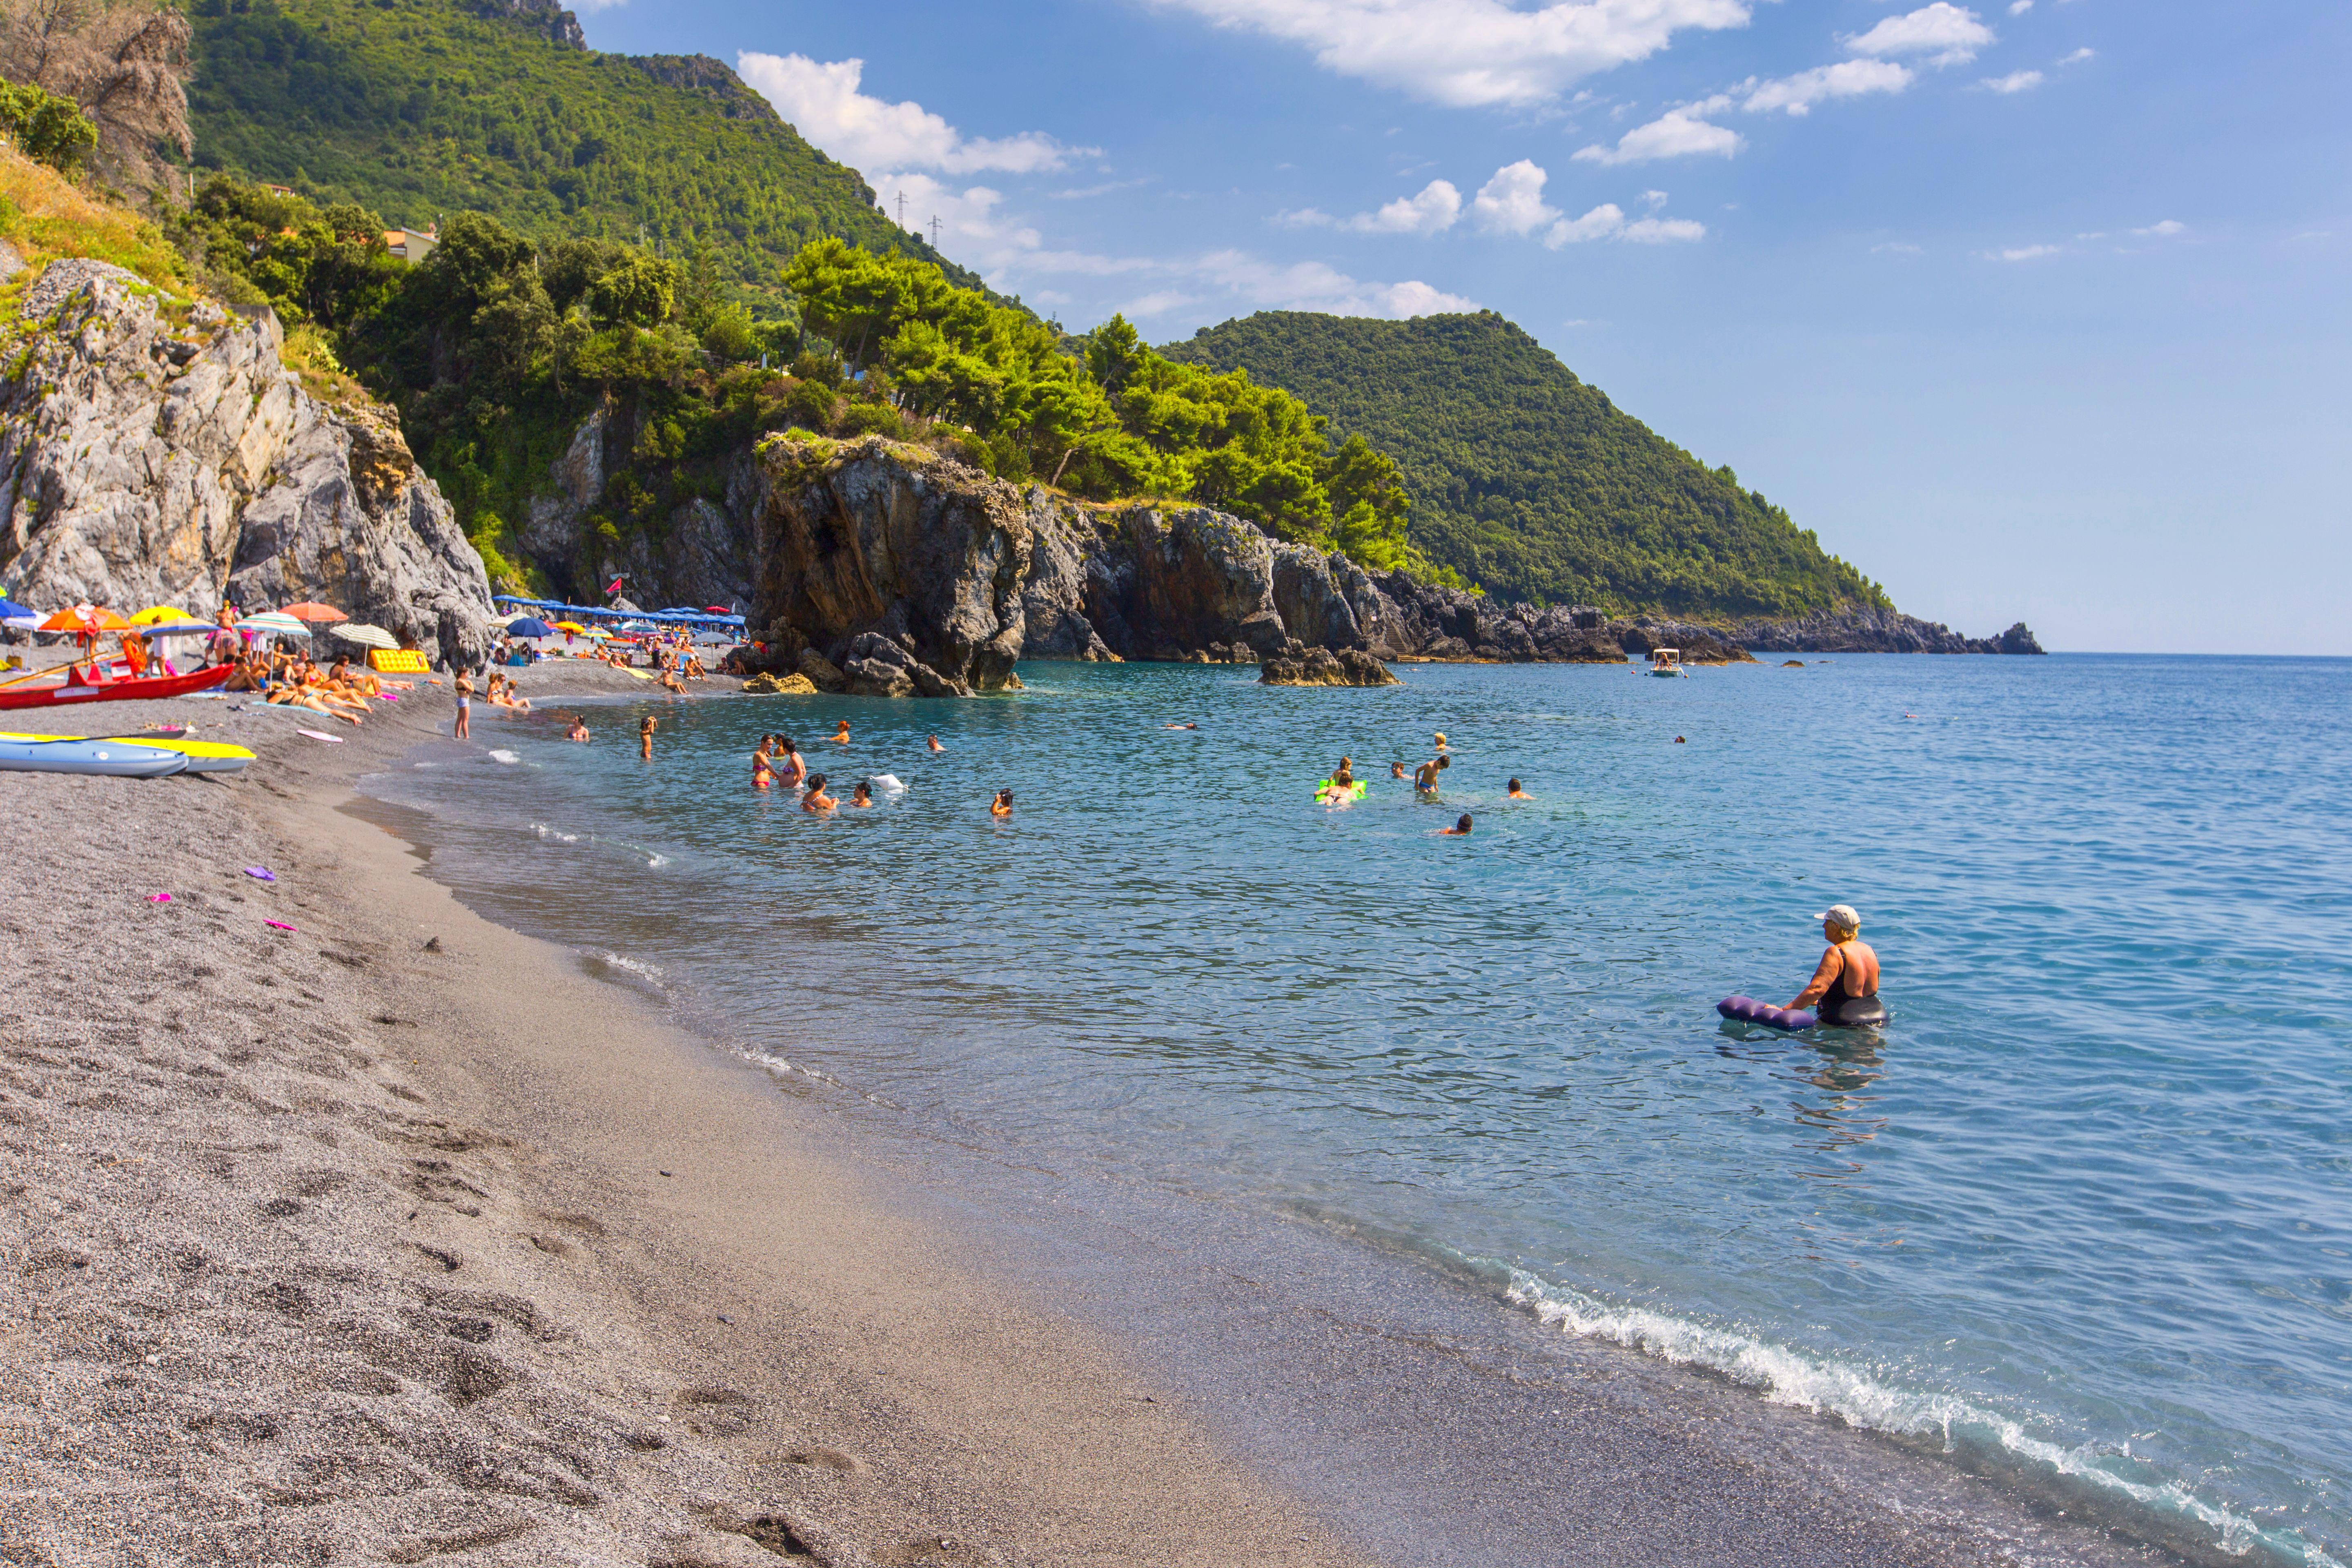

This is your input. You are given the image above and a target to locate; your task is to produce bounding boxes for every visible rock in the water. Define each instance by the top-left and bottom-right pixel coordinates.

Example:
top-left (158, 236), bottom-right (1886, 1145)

top-left (0, 261), bottom-right (495, 669)
top-left (742, 671), bottom-right (817, 694)
top-left (796, 648), bottom-right (847, 693)
top-left (1260, 648), bottom-right (1399, 687)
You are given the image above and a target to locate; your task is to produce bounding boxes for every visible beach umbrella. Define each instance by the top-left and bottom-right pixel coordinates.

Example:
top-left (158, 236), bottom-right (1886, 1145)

top-left (241, 611), bottom-right (313, 638)
top-left (552, 620), bottom-right (588, 633)
top-left (39, 604), bottom-right (131, 634)
top-left (503, 616), bottom-right (554, 639)
top-left (129, 605), bottom-right (189, 626)
top-left (280, 601), bottom-right (347, 623)
top-left (582, 627), bottom-right (613, 640)
top-left (330, 623), bottom-right (399, 650)
top-left (0, 595), bottom-right (30, 619)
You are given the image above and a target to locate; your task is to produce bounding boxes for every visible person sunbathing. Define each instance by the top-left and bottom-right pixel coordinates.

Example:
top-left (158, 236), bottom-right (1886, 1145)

top-left (266, 680), bottom-right (366, 724)
top-left (223, 655), bottom-right (267, 693)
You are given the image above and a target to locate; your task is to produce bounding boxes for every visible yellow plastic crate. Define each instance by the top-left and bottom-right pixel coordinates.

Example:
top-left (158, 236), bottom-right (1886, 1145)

top-left (368, 648), bottom-right (431, 673)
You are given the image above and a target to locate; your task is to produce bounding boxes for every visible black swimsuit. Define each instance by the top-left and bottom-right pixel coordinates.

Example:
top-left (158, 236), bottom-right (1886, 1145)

top-left (1815, 948), bottom-right (1887, 1027)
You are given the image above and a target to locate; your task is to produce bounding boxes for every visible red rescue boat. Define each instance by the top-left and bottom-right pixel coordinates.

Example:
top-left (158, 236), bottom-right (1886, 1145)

top-left (0, 663), bottom-right (234, 710)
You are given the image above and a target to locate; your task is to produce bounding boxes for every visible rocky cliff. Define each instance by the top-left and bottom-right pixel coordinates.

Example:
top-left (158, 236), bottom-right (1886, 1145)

top-left (519, 427), bottom-right (2037, 695)
top-left (1729, 607), bottom-right (2044, 655)
top-left (0, 258), bottom-right (499, 669)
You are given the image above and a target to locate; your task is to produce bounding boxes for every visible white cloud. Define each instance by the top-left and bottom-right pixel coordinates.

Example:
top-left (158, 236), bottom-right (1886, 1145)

top-left (1982, 69), bottom-right (2043, 92)
top-left (1143, 0), bottom-right (1752, 107)
top-left (1353, 179), bottom-right (1465, 234)
top-left (1120, 290), bottom-right (1201, 318)
top-left (1844, 3), bottom-right (1995, 66)
top-left (1574, 103), bottom-right (1742, 164)
top-left (2007, 0), bottom-right (2031, 12)
top-left (1642, 189), bottom-right (1668, 208)
top-left (1189, 250), bottom-right (1476, 314)
top-left (2058, 46), bottom-right (2095, 63)
top-left (2132, 219), bottom-right (2185, 237)
top-left (1994, 244), bottom-right (2060, 261)
top-left (1742, 59), bottom-right (1913, 115)
top-left (1541, 202), bottom-right (1706, 245)
top-left (737, 53), bottom-right (1083, 175)
top-left (1473, 160), bottom-right (1560, 235)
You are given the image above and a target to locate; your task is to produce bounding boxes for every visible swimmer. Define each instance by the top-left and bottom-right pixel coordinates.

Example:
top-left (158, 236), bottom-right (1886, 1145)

top-left (639, 714), bottom-right (656, 760)
top-left (1506, 778), bottom-right (1531, 799)
top-left (833, 719), bottom-right (851, 745)
top-left (1164, 722), bottom-right (1199, 730)
top-left (1675, 735), bottom-right (1686, 744)
top-left (776, 737), bottom-right (807, 788)
top-left (1414, 754), bottom-right (1450, 792)
top-left (1390, 761), bottom-right (1407, 781)
top-left (928, 734), bottom-right (944, 752)
top-left (851, 780), bottom-right (873, 808)
top-left (1434, 732), bottom-right (1449, 753)
top-left (1435, 814), bottom-right (1472, 837)
top-left (802, 772), bottom-right (837, 812)
top-left (753, 755), bottom-right (773, 788)
top-left (1788, 904), bottom-right (1884, 1026)
top-left (990, 789), bottom-right (1013, 817)
top-left (567, 714), bottom-right (589, 742)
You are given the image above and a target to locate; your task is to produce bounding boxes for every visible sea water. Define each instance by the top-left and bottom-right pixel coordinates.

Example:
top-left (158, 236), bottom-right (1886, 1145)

top-left (362, 655), bottom-right (2352, 1565)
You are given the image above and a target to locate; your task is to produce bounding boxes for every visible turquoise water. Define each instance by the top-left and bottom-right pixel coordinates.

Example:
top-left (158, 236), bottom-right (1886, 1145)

top-left (367, 655), bottom-right (2352, 1564)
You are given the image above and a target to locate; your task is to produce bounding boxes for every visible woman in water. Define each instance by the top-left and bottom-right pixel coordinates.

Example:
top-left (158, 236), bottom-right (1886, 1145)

top-left (639, 714), bottom-right (656, 760)
top-left (1788, 904), bottom-right (1885, 1026)
top-left (833, 719), bottom-right (852, 746)
top-left (851, 780), bottom-right (873, 808)
top-left (567, 714), bottom-right (590, 742)
top-left (990, 789), bottom-right (1013, 817)
top-left (752, 736), bottom-right (775, 788)
top-left (802, 773), bottom-right (837, 813)
top-left (776, 737), bottom-right (807, 788)
top-left (928, 734), bottom-right (944, 752)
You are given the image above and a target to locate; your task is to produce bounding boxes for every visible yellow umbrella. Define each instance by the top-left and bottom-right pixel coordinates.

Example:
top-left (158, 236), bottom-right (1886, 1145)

top-left (130, 605), bottom-right (190, 626)
top-left (552, 621), bottom-right (588, 633)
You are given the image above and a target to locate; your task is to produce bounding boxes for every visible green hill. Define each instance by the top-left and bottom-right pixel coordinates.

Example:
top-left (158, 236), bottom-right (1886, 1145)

top-left (183, 0), bottom-right (977, 300)
top-left (1161, 311), bottom-right (1886, 618)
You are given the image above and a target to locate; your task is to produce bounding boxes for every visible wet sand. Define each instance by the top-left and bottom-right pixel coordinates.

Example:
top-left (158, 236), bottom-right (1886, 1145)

top-left (0, 661), bottom-right (2168, 1566)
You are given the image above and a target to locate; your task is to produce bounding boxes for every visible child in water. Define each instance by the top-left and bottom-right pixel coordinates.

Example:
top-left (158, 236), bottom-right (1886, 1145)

top-left (991, 789), bottom-right (1013, 817)
top-left (1414, 754), bottom-right (1450, 792)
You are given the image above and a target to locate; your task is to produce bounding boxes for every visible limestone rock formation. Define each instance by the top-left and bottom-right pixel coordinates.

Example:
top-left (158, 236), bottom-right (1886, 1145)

top-left (521, 398), bottom-right (761, 611)
top-left (1730, 606), bottom-right (2044, 655)
top-left (1259, 647), bottom-right (1401, 687)
top-left (0, 260), bottom-right (497, 669)
top-left (741, 670), bottom-right (816, 694)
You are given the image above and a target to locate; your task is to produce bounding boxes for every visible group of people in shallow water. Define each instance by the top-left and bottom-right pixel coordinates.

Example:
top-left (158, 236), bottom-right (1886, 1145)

top-left (1310, 731), bottom-right (1532, 837)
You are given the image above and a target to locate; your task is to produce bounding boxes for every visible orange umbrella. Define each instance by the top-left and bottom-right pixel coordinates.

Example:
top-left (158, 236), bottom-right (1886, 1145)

top-left (38, 604), bottom-right (131, 633)
top-left (280, 601), bottom-right (347, 623)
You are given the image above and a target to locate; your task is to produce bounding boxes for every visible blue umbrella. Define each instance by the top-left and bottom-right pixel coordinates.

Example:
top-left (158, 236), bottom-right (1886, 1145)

top-left (0, 595), bottom-right (30, 619)
top-left (504, 616), bottom-right (554, 639)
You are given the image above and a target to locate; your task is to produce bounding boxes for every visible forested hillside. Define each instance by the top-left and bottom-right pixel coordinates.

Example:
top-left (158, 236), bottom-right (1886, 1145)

top-left (183, 0), bottom-right (975, 299)
top-left (1164, 311), bottom-right (1887, 617)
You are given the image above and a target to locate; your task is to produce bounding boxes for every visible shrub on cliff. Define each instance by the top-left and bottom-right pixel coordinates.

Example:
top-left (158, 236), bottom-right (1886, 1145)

top-left (0, 79), bottom-right (96, 174)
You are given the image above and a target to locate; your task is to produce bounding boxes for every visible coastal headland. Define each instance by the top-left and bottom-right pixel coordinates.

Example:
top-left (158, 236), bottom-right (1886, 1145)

top-left (1, 666), bottom-right (2160, 1566)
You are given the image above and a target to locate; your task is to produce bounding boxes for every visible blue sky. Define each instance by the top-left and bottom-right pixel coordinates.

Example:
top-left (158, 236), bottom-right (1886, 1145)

top-left (578, 0), bottom-right (2349, 653)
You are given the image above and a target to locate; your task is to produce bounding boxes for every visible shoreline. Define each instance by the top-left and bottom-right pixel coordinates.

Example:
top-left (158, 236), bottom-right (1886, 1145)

top-left (4, 665), bottom-right (2179, 1565)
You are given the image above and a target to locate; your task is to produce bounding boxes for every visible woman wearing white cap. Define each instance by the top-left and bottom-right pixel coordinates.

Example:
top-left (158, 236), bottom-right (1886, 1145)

top-left (1788, 904), bottom-right (1886, 1026)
